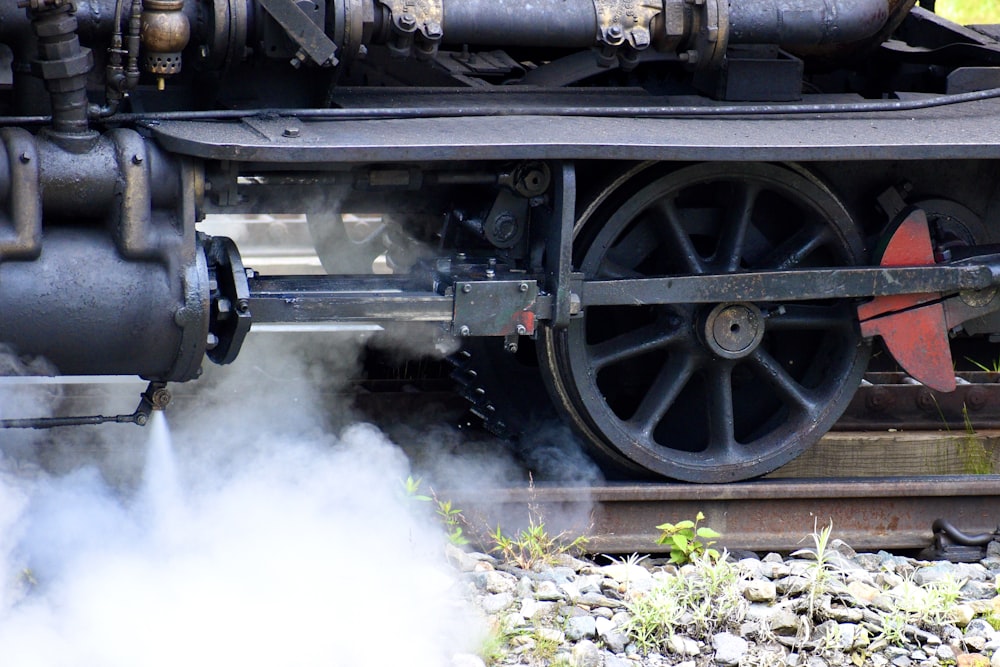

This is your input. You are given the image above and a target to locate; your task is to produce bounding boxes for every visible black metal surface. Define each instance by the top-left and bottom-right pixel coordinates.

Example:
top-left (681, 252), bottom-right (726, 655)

top-left (581, 262), bottom-right (998, 306)
top-left (539, 162), bottom-right (871, 482)
top-left (147, 93), bottom-right (1000, 163)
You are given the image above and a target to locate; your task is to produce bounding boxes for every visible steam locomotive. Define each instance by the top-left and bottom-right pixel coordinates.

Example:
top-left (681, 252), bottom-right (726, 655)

top-left (2, 0), bottom-right (1000, 482)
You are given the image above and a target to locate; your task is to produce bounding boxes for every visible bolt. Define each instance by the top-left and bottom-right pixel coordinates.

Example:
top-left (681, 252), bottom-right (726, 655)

top-left (216, 298), bottom-right (232, 316)
top-left (607, 24), bottom-right (623, 41)
top-left (18, 152), bottom-right (30, 164)
top-left (236, 298), bottom-right (250, 314)
top-left (519, 282), bottom-right (529, 293)
top-left (132, 153), bottom-right (143, 165)
top-left (207, 332), bottom-right (219, 349)
top-left (135, 413), bottom-right (148, 426)
top-left (282, 126), bottom-right (300, 138)
top-left (199, 45), bottom-right (210, 59)
top-left (505, 342), bottom-right (518, 354)
top-left (515, 324), bottom-right (527, 335)
top-left (398, 13), bottom-right (416, 30)
top-left (458, 325), bottom-right (471, 336)
top-left (462, 283), bottom-right (472, 294)
top-left (916, 391), bottom-right (936, 412)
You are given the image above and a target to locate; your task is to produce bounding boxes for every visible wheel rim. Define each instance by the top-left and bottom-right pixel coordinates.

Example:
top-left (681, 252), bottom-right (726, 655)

top-left (540, 163), bottom-right (871, 482)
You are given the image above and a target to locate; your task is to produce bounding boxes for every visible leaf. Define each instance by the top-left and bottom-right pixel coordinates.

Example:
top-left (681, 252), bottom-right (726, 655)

top-left (655, 522), bottom-right (675, 531)
top-left (695, 511), bottom-right (705, 521)
top-left (697, 527), bottom-right (721, 539)
top-left (672, 534), bottom-right (689, 549)
top-left (674, 520), bottom-right (695, 530)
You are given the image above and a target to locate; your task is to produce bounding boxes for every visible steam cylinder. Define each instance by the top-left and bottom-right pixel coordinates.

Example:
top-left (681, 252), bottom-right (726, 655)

top-left (0, 228), bottom-right (209, 381)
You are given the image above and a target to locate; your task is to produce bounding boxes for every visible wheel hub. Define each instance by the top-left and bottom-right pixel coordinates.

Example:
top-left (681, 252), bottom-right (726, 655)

top-left (703, 302), bottom-right (765, 359)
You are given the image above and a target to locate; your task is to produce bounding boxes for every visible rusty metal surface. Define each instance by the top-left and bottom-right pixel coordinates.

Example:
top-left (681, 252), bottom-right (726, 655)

top-left (836, 372), bottom-right (1000, 430)
top-left (450, 476), bottom-right (1000, 554)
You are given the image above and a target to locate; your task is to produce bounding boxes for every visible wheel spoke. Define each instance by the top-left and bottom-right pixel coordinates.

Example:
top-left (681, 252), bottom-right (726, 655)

top-left (589, 320), bottom-right (686, 370)
top-left (704, 363), bottom-right (738, 456)
top-left (627, 353), bottom-right (698, 438)
top-left (765, 303), bottom-right (854, 331)
top-left (606, 219), bottom-right (660, 272)
top-left (748, 347), bottom-right (817, 413)
top-left (716, 183), bottom-right (760, 272)
top-left (650, 198), bottom-right (706, 274)
top-left (757, 226), bottom-right (832, 270)
top-left (597, 257), bottom-right (644, 279)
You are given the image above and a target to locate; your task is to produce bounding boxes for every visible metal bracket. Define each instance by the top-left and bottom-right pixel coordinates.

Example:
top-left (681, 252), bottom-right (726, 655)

top-left (377, 0), bottom-right (443, 58)
top-left (919, 518), bottom-right (1000, 563)
top-left (257, 0), bottom-right (339, 67)
top-left (453, 280), bottom-right (540, 337)
top-left (0, 381), bottom-right (170, 429)
top-left (593, 0), bottom-right (660, 49)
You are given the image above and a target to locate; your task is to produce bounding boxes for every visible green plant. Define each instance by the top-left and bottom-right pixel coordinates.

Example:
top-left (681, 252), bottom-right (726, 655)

top-left (434, 496), bottom-right (471, 546)
top-left (655, 511), bottom-right (721, 565)
top-left (957, 405), bottom-right (996, 474)
top-left (490, 514), bottom-right (589, 570)
top-left (488, 477), bottom-right (590, 569)
top-left (625, 551), bottom-right (746, 654)
top-left (791, 521), bottom-right (838, 616)
top-left (401, 475), bottom-right (471, 546)
top-left (965, 355), bottom-right (1000, 374)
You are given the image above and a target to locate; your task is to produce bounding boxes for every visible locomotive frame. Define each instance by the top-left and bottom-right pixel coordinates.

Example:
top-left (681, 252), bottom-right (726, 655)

top-left (3, 0), bottom-right (1000, 482)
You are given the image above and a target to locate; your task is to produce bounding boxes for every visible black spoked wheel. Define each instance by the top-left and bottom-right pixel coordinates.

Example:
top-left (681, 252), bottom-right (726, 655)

top-left (539, 162), bottom-right (871, 482)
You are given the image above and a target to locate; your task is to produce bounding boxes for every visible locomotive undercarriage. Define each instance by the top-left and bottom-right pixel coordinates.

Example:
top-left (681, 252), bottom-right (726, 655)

top-left (3, 0), bottom-right (1000, 481)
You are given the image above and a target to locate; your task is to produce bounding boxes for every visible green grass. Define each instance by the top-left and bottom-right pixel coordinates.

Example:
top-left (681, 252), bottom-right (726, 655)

top-left (936, 0), bottom-right (1000, 25)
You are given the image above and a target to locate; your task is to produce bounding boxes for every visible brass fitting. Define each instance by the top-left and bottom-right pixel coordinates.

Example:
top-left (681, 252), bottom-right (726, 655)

top-left (141, 0), bottom-right (190, 88)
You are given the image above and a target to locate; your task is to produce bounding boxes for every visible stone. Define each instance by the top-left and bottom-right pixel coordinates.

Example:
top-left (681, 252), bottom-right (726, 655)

top-left (601, 563), bottom-right (653, 589)
top-left (890, 656), bottom-right (912, 667)
top-left (936, 645), bottom-right (956, 662)
top-left (770, 607), bottom-right (802, 636)
top-left (571, 639), bottom-right (603, 667)
top-left (516, 575), bottom-right (534, 598)
top-left (992, 651), bottom-right (1000, 667)
top-left (965, 619), bottom-right (998, 638)
top-left (535, 580), bottom-right (564, 601)
top-left (480, 570), bottom-right (516, 594)
top-left (712, 632), bottom-right (749, 666)
top-left (603, 655), bottom-right (631, 667)
top-left (951, 604), bottom-right (976, 628)
top-left (537, 627), bottom-right (565, 644)
top-left (595, 616), bottom-right (615, 637)
top-left (967, 636), bottom-right (988, 652)
top-left (481, 592), bottom-right (514, 614)
top-left (566, 615), bottom-right (598, 641)
top-left (603, 631), bottom-right (628, 654)
top-left (666, 635), bottom-right (700, 656)
top-left (847, 580), bottom-right (881, 604)
top-left (593, 606), bottom-right (614, 619)
top-left (446, 544), bottom-right (494, 572)
top-left (743, 579), bottom-right (778, 602)
top-left (775, 575), bottom-right (811, 595)
top-left (957, 654), bottom-right (991, 667)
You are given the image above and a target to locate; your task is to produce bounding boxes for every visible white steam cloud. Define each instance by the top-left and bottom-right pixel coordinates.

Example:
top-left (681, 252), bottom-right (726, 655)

top-left (0, 333), bottom-right (484, 666)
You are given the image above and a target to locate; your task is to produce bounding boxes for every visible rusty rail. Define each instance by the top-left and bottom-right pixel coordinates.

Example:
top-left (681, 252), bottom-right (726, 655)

top-left (449, 476), bottom-right (1000, 554)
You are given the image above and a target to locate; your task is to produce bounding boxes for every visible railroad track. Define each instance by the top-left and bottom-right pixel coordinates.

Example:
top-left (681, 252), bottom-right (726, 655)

top-left (446, 476), bottom-right (1000, 556)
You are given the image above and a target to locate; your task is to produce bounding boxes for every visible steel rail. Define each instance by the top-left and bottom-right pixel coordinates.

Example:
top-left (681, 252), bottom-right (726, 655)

top-left (447, 477), bottom-right (1000, 554)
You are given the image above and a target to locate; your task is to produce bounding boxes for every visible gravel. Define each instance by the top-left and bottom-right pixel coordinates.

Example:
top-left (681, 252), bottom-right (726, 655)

top-left (448, 539), bottom-right (1000, 667)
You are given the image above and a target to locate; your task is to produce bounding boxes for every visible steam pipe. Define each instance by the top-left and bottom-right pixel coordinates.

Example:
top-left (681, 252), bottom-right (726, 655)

top-left (728, 0), bottom-right (890, 45)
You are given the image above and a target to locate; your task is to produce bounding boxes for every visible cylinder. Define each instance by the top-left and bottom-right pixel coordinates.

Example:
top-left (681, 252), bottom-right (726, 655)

top-left (440, 0), bottom-right (597, 47)
top-left (728, 0), bottom-right (890, 46)
top-left (0, 228), bottom-right (208, 380)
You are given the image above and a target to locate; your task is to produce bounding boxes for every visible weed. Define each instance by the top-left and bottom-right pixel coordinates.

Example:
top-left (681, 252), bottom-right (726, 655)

top-left (490, 516), bottom-right (588, 570)
top-left (958, 405), bottom-right (996, 474)
top-left (435, 496), bottom-right (471, 546)
top-left (791, 521), bottom-right (838, 616)
top-left (965, 355), bottom-right (1000, 374)
top-left (983, 612), bottom-right (1000, 632)
top-left (401, 475), bottom-right (471, 546)
top-left (488, 476), bottom-right (589, 569)
top-left (655, 511), bottom-right (721, 565)
top-left (625, 552), bottom-right (746, 655)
